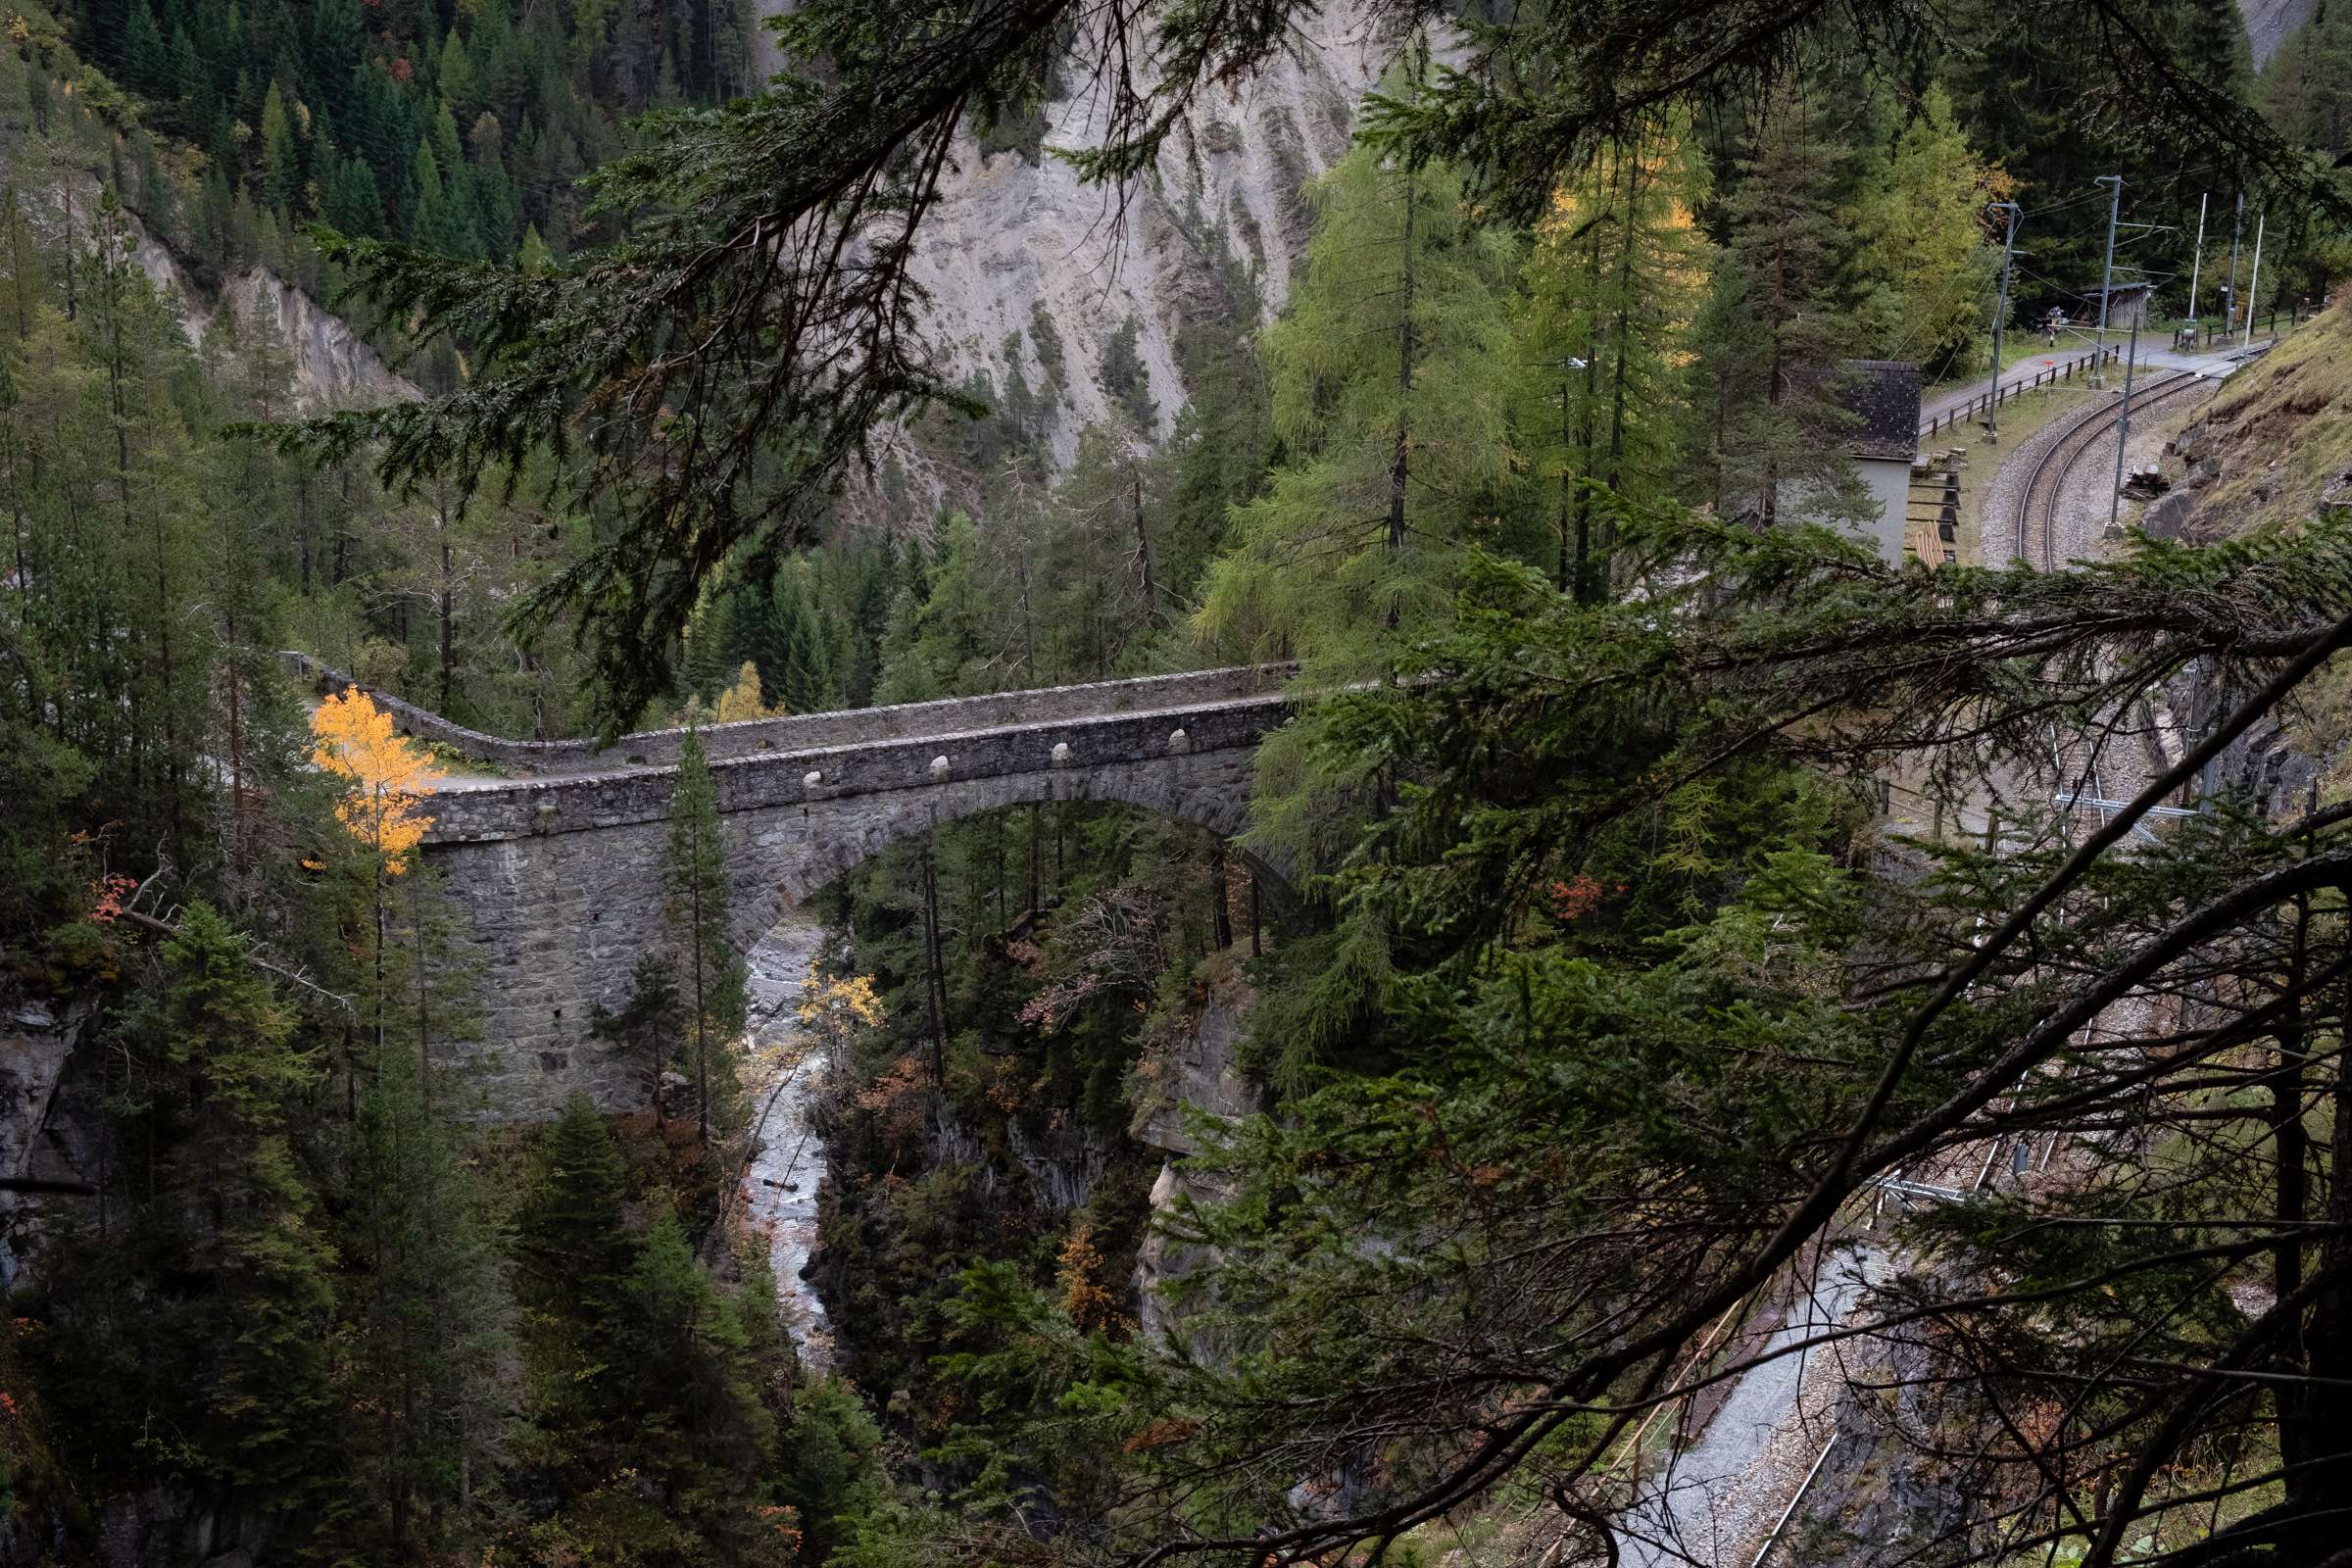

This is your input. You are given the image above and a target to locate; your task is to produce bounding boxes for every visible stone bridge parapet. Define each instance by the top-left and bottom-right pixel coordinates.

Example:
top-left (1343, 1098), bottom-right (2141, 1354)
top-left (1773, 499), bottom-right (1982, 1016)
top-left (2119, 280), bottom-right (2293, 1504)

top-left (424, 692), bottom-right (1292, 844)
top-left (284, 651), bottom-right (1292, 775)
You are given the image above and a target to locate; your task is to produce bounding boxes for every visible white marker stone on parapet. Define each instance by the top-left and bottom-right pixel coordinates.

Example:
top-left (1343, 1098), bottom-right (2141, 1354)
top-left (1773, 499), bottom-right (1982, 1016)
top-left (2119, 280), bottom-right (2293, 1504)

top-left (929, 755), bottom-right (951, 779)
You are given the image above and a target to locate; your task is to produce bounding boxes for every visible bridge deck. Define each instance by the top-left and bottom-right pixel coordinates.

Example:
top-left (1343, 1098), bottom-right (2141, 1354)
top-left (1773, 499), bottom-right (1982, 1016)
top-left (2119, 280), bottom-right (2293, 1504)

top-left (419, 686), bottom-right (1293, 842)
top-left (282, 655), bottom-right (1298, 843)
top-left (286, 653), bottom-right (1291, 782)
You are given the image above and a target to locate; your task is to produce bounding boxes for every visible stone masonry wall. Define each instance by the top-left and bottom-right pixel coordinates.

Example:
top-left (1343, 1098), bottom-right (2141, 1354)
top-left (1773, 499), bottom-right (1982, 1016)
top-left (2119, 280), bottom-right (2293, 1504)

top-left (425, 694), bottom-right (1289, 842)
top-left (420, 693), bottom-right (1279, 1118)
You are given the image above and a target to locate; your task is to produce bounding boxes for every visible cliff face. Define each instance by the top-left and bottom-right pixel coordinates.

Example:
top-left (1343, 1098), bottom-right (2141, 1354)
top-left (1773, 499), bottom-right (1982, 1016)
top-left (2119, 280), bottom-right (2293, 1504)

top-left (0, 998), bottom-right (92, 1294)
top-left (120, 203), bottom-right (420, 411)
top-left (1131, 973), bottom-right (1264, 1353)
top-left (16, 5), bottom-right (1391, 456)
top-left (867, 4), bottom-right (1398, 506)
top-left (2239, 0), bottom-right (2320, 69)
top-left (0, 137), bottom-right (417, 411)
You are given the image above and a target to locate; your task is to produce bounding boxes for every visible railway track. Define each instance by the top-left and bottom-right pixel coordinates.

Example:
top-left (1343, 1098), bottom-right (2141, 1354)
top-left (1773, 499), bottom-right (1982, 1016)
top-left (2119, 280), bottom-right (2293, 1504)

top-left (2011, 369), bottom-right (2212, 569)
top-left (2006, 370), bottom-right (2213, 840)
top-left (1741, 379), bottom-right (2230, 1565)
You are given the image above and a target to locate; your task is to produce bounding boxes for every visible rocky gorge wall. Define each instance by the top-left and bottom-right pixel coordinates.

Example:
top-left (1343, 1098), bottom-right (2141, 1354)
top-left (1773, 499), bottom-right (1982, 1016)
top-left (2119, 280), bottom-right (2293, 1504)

top-left (854, 1), bottom-right (1400, 509)
top-left (1130, 973), bottom-right (1265, 1354)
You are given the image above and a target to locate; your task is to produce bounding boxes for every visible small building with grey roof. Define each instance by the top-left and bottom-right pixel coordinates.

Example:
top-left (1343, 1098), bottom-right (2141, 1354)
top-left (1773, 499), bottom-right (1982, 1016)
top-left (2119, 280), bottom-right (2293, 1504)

top-left (1780, 359), bottom-right (1923, 565)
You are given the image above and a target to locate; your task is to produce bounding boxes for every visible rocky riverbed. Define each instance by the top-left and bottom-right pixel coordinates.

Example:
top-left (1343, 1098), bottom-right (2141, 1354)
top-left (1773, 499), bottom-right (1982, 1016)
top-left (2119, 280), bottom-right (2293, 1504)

top-left (736, 909), bottom-right (836, 1367)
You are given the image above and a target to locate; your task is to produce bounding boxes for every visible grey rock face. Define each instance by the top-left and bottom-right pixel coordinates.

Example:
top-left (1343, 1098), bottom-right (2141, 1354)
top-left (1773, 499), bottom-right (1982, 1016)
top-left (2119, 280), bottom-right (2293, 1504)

top-left (0, 1001), bottom-right (90, 1291)
top-left (1132, 983), bottom-right (1266, 1350)
top-left (1135, 988), bottom-right (1262, 1157)
top-left (2143, 489), bottom-right (2198, 539)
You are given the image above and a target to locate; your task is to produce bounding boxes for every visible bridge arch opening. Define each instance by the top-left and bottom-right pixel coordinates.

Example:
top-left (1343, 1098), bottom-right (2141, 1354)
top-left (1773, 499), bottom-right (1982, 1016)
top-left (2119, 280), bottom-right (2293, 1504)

top-left (711, 796), bottom-right (1301, 1364)
top-left (723, 772), bottom-right (1294, 960)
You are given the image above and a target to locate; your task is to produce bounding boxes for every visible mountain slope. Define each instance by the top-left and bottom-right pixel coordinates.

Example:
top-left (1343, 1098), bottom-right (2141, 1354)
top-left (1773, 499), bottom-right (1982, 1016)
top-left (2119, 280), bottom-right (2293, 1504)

top-left (872, 4), bottom-right (1398, 506)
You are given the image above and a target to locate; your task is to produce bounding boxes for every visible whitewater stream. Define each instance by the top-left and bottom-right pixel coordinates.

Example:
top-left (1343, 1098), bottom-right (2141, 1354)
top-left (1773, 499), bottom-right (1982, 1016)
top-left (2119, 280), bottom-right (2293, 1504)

top-left (735, 908), bottom-right (835, 1367)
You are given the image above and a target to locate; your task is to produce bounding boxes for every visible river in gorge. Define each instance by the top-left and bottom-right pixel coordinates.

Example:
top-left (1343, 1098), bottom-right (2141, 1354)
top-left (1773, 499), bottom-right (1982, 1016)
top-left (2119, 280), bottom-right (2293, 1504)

top-left (734, 908), bottom-right (836, 1367)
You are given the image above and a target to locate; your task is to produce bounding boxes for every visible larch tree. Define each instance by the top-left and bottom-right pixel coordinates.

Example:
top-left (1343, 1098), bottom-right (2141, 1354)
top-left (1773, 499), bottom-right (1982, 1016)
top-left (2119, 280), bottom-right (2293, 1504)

top-left (713, 659), bottom-right (782, 721)
top-left (312, 687), bottom-right (445, 1088)
top-left (198, 300), bottom-right (303, 863)
top-left (1844, 85), bottom-right (2009, 378)
top-left (1193, 132), bottom-right (1524, 677)
top-left (87, 185), bottom-right (209, 851)
top-left (1514, 117), bottom-right (1709, 600)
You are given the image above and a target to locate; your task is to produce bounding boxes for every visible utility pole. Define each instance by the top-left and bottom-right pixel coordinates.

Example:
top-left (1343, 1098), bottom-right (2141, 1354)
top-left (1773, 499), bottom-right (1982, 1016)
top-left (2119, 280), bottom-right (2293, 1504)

top-left (1986, 201), bottom-right (2022, 441)
top-left (2109, 310), bottom-right (2141, 533)
top-left (2223, 190), bottom-right (2244, 339)
top-left (2183, 192), bottom-right (2208, 338)
top-left (2241, 213), bottom-right (2266, 350)
top-left (2091, 175), bottom-right (2122, 387)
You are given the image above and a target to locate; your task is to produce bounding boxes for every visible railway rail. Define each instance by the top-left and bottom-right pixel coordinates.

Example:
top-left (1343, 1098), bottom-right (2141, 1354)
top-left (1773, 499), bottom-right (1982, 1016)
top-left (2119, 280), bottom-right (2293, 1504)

top-left (2011, 369), bottom-right (2212, 568)
top-left (2006, 369), bottom-right (2214, 844)
top-left (1627, 373), bottom-right (2230, 1568)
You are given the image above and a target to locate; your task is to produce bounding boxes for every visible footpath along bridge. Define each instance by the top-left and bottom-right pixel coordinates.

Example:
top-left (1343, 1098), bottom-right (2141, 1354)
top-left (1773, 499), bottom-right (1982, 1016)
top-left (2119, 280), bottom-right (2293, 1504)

top-left (286, 656), bottom-right (1295, 1116)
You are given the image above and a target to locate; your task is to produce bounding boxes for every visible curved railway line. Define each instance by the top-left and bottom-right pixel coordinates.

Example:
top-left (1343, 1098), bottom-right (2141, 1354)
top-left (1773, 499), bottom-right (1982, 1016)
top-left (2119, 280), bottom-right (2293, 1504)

top-left (1747, 384), bottom-right (2228, 1564)
top-left (1610, 363), bottom-right (2242, 1568)
top-left (2012, 368), bottom-right (2213, 569)
top-left (2004, 368), bottom-right (2217, 844)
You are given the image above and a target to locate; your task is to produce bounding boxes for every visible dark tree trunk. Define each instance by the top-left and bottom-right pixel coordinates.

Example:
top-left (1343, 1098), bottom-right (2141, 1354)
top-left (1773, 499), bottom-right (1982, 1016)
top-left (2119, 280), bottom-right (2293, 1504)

top-left (919, 841), bottom-right (948, 1084)
top-left (1386, 169), bottom-right (1415, 629)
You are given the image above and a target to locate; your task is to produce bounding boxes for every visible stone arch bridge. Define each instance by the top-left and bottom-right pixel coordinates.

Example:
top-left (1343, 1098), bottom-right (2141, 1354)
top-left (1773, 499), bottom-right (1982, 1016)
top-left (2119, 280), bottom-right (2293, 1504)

top-left (288, 657), bottom-right (1295, 1116)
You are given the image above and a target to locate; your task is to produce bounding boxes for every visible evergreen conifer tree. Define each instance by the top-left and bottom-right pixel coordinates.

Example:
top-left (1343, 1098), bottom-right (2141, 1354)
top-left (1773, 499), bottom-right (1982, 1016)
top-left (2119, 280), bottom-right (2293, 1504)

top-left (664, 728), bottom-right (744, 1142)
top-left (261, 80), bottom-right (301, 214)
top-left (520, 1095), bottom-right (632, 1320)
top-left (1696, 79), bottom-right (1868, 524)
top-left (590, 952), bottom-right (687, 1113)
top-left (123, 0), bottom-right (170, 97)
top-left (322, 153), bottom-right (386, 237)
top-left (154, 902), bottom-right (337, 1496)
top-left (345, 1045), bottom-right (514, 1554)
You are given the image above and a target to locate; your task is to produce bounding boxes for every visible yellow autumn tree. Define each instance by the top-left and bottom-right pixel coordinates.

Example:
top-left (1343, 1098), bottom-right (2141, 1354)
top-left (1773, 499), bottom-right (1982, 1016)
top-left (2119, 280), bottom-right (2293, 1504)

top-left (798, 970), bottom-right (884, 1074)
top-left (1056, 1220), bottom-right (1119, 1333)
top-left (714, 661), bottom-right (783, 722)
top-left (311, 688), bottom-right (443, 872)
